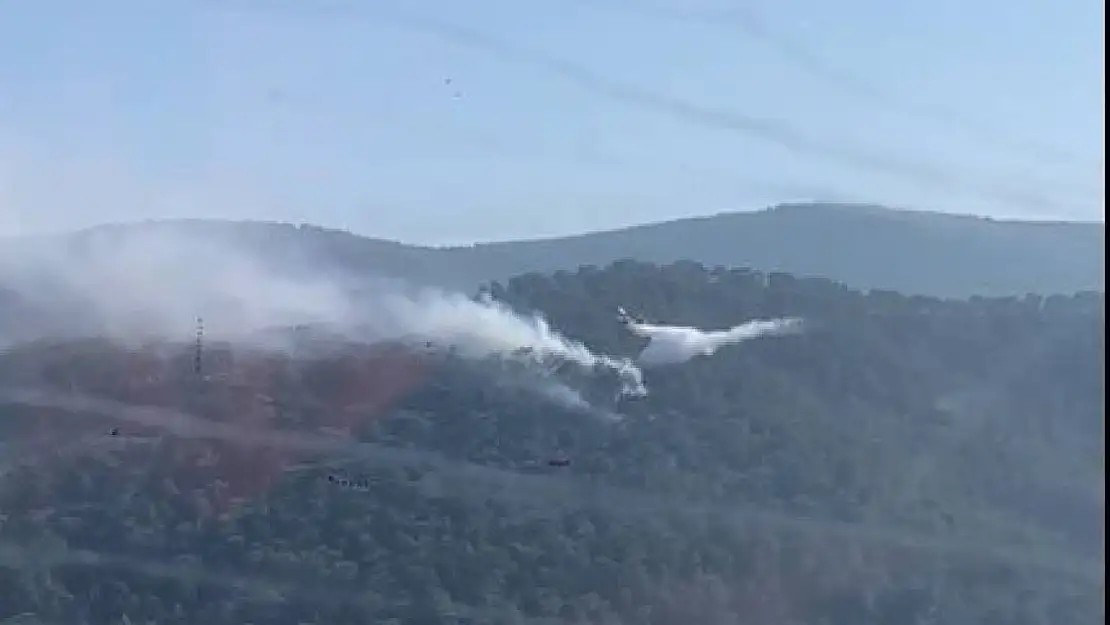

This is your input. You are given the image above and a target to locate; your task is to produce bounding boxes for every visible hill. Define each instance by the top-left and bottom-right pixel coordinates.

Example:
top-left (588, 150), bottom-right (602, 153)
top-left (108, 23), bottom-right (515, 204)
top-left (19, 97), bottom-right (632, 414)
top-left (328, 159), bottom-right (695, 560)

top-left (0, 260), bottom-right (1103, 624)
top-left (453, 204), bottom-right (1105, 297)
top-left (2, 203), bottom-right (1103, 299)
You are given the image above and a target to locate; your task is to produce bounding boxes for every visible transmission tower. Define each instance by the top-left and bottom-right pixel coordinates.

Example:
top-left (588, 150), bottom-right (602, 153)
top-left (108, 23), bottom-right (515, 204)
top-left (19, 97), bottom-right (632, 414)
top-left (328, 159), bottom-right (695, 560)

top-left (194, 316), bottom-right (204, 376)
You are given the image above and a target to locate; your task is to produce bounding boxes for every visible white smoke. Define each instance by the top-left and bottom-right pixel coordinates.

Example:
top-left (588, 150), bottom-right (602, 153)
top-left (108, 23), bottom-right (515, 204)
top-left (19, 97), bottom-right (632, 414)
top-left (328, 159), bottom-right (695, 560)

top-left (373, 289), bottom-right (644, 395)
top-left (626, 317), bottom-right (803, 365)
top-left (0, 223), bottom-right (646, 396)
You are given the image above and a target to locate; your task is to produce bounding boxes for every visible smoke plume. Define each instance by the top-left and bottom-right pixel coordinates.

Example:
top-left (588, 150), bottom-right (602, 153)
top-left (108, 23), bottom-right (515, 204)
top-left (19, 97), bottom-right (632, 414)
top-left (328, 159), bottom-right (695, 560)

top-left (0, 223), bottom-right (646, 396)
top-left (626, 317), bottom-right (803, 365)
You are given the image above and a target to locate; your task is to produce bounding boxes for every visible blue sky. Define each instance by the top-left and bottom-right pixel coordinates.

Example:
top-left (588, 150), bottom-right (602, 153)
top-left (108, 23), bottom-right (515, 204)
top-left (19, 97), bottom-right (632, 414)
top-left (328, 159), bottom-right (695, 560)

top-left (0, 0), bottom-right (1103, 244)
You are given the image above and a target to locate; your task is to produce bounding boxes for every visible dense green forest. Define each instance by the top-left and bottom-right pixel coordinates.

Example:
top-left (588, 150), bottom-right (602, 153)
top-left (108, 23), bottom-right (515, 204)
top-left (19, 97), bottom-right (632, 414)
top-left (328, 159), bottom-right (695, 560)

top-left (0, 261), bottom-right (1104, 624)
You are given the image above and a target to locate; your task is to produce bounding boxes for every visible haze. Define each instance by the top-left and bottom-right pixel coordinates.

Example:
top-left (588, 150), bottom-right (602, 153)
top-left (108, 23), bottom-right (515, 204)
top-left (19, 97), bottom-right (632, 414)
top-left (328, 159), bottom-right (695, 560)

top-left (1, 0), bottom-right (1103, 245)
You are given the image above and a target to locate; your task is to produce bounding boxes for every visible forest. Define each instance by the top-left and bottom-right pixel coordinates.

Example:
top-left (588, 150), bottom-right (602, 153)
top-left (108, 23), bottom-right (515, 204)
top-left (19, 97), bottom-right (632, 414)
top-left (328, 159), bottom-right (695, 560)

top-left (0, 260), bottom-right (1104, 624)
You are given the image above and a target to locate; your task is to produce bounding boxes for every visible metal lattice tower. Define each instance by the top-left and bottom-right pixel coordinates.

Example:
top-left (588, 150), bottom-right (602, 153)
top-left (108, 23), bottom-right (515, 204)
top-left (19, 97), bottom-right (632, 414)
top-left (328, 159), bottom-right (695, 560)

top-left (194, 316), bottom-right (204, 376)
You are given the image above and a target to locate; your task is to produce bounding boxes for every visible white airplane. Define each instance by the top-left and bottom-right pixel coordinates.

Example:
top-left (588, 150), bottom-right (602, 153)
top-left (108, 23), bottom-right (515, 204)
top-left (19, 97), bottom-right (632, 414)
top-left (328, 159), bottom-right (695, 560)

top-left (615, 306), bottom-right (645, 327)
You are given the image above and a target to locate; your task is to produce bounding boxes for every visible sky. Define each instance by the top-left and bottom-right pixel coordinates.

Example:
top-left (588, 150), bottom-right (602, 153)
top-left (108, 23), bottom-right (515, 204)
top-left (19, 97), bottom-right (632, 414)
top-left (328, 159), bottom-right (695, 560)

top-left (0, 0), bottom-right (1104, 245)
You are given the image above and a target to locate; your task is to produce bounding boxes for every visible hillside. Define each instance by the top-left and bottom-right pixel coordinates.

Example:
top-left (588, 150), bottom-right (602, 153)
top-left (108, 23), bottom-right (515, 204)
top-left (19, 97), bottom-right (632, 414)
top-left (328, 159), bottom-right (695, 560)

top-left (2, 203), bottom-right (1103, 299)
top-left (454, 204), bottom-right (1105, 297)
top-left (0, 261), bottom-right (1104, 624)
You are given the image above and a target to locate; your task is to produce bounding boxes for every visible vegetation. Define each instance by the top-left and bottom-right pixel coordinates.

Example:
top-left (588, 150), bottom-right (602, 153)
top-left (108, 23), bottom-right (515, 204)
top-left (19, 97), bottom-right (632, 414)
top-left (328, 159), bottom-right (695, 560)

top-left (4, 202), bottom-right (1104, 298)
top-left (0, 260), bottom-right (1104, 624)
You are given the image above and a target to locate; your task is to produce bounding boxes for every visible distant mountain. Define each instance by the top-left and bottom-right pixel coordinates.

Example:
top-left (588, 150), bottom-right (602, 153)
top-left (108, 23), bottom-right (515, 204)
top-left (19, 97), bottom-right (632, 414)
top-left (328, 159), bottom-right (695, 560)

top-left (5, 203), bottom-right (1104, 297)
top-left (447, 203), bottom-right (1104, 297)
